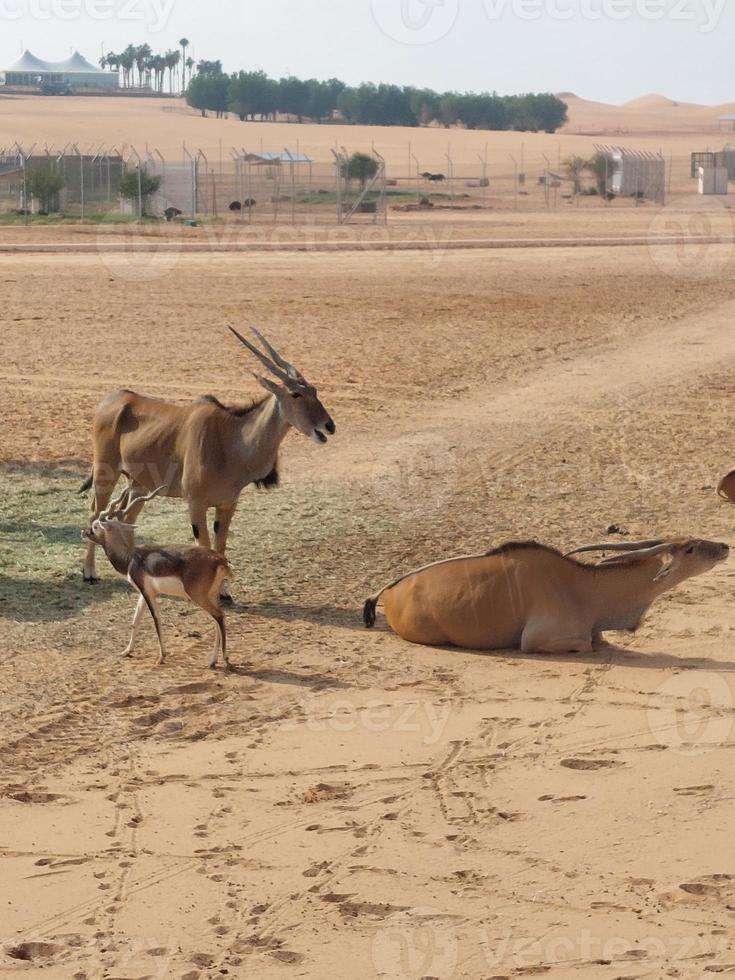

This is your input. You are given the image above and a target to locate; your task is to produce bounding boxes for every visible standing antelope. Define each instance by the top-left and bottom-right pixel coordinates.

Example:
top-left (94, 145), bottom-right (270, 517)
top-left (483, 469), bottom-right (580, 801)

top-left (363, 537), bottom-right (729, 653)
top-left (81, 327), bottom-right (336, 598)
top-left (81, 484), bottom-right (231, 667)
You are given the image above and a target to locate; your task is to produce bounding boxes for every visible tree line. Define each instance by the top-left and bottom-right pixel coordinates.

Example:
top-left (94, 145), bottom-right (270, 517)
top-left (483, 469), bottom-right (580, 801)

top-left (186, 63), bottom-right (568, 133)
top-left (99, 39), bottom-right (193, 93)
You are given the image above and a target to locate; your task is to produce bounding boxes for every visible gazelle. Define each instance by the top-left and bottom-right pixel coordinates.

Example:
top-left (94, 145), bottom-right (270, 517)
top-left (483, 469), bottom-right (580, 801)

top-left (82, 484), bottom-right (231, 667)
top-left (363, 537), bottom-right (729, 653)
top-left (81, 327), bottom-right (335, 598)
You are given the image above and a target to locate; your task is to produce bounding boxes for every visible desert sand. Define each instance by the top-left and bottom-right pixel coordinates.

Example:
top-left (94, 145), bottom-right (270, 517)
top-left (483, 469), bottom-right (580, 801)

top-left (1, 92), bottom-right (734, 185)
top-left (2, 235), bottom-right (735, 978)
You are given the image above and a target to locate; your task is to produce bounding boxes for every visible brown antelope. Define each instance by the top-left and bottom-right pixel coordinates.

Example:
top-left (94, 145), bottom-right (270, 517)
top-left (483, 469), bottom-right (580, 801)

top-left (363, 537), bottom-right (729, 653)
top-left (81, 327), bottom-right (335, 598)
top-left (82, 484), bottom-right (231, 667)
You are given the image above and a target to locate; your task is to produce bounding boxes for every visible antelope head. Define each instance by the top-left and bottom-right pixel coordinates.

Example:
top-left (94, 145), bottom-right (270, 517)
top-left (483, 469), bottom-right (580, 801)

top-left (82, 484), bottom-right (167, 550)
top-left (566, 537), bottom-right (729, 584)
top-left (228, 327), bottom-right (336, 444)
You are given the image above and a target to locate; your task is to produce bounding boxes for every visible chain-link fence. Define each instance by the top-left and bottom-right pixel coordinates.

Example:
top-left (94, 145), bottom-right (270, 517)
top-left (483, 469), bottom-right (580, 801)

top-left (0, 142), bottom-right (381, 224)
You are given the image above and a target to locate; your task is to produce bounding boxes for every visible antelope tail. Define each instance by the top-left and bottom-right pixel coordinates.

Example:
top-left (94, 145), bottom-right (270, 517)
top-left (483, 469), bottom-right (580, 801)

top-left (363, 596), bottom-right (379, 628)
top-left (78, 471), bottom-right (93, 494)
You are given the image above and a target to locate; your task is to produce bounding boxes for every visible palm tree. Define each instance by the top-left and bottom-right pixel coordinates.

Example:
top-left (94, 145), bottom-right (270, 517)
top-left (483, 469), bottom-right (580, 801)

top-left (99, 54), bottom-right (108, 71)
top-left (148, 53), bottom-right (164, 92)
top-left (119, 45), bottom-right (136, 88)
top-left (185, 56), bottom-right (194, 88)
top-left (179, 37), bottom-right (189, 91)
top-left (166, 49), bottom-right (181, 94)
top-left (135, 43), bottom-right (152, 89)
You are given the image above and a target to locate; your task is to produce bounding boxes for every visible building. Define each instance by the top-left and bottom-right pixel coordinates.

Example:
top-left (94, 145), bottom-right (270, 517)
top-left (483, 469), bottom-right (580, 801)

top-left (0, 50), bottom-right (119, 92)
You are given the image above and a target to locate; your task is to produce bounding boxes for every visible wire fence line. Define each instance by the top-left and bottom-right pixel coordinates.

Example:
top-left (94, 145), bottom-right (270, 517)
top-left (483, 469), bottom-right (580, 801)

top-left (0, 138), bottom-right (685, 224)
top-left (0, 142), bottom-right (391, 225)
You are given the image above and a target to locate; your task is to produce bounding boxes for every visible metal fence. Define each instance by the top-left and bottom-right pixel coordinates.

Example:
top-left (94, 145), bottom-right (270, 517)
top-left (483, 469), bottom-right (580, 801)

top-left (0, 144), bottom-right (124, 216)
top-left (1, 138), bottom-right (678, 222)
top-left (691, 147), bottom-right (735, 181)
top-left (0, 142), bottom-right (360, 224)
top-left (594, 144), bottom-right (666, 205)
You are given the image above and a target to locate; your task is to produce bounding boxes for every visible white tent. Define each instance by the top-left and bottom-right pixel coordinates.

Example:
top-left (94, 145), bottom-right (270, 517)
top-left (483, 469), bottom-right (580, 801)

top-left (0, 50), bottom-right (119, 90)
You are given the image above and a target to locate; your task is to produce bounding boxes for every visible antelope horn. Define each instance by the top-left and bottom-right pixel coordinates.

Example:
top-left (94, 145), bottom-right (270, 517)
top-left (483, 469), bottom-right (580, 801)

top-left (597, 543), bottom-right (676, 564)
top-left (565, 539), bottom-right (664, 558)
top-left (119, 484), bottom-right (168, 521)
top-left (99, 481), bottom-right (133, 521)
top-left (251, 327), bottom-right (305, 382)
top-left (228, 326), bottom-right (290, 383)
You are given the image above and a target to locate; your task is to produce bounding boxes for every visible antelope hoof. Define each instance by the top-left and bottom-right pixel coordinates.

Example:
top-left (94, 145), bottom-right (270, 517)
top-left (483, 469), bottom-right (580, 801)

top-left (219, 593), bottom-right (234, 606)
top-left (84, 575), bottom-right (100, 585)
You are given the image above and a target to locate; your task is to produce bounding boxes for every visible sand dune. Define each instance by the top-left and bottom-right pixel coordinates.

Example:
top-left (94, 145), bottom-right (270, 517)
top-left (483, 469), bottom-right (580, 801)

top-left (0, 92), bottom-right (731, 182)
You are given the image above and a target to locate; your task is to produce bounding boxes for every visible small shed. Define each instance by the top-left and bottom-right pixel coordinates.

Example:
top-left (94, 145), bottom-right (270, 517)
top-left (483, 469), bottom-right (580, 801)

top-left (698, 166), bottom-right (728, 195)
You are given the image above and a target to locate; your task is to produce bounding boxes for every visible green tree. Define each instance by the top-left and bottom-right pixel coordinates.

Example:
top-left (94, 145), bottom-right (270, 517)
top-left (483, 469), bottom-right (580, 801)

top-left (564, 155), bottom-right (587, 195)
top-left (187, 67), bottom-right (229, 117)
top-left (586, 152), bottom-right (611, 196)
top-left (134, 43), bottom-right (152, 88)
top-left (119, 167), bottom-right (162, 215)
top-left (229, 70), bottom-right (277, 120)
top-left (26, 166), bottom-right (64, 212)
top-left (278, 76), bottom-right (310, 122)
top-left (341, 152), bottom-right (379, 189)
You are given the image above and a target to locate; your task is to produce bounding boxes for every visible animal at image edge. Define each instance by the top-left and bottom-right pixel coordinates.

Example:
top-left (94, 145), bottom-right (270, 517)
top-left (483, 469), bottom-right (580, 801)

top-left (363, 538), bottom-right (729, 653)
top-left (82, 484), bottom-right (231, 667)
top-left (81, 327), bottom-right (335, 598)
top-left (717, 469), bottom-right (735, 503)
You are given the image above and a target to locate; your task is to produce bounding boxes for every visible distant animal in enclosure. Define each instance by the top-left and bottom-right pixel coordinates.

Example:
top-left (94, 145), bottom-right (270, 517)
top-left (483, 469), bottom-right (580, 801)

top-left (82, 484), bottom-right (231, 668)
top-left (229, 199), bottom-right (256, 211)
top-left (163, 206), bottom-right (183, 222)
top-left (81, 327), bottom-right (336, 600)
top-left (420, 172), bottom-right (445, 182)
top-left (717, 469), bottom-right (735, 502)
top-left (363, 538), bottom-right (729, 653)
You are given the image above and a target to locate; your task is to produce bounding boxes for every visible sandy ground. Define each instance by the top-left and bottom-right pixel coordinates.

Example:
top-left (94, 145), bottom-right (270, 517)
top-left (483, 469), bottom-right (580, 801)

top-left (1, 240), bottom-right (735, 978)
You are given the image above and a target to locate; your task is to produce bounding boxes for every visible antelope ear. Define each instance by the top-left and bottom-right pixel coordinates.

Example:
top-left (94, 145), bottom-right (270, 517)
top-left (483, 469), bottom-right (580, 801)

top-left (653, 553), bottom-right (679, 583)
top-left (254, 373), bottom-right (281, 396)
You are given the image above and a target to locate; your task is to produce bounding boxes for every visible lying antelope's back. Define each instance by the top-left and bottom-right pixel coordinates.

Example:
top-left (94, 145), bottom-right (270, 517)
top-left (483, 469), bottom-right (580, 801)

top-left (377, 543), bottom-right (565, 648)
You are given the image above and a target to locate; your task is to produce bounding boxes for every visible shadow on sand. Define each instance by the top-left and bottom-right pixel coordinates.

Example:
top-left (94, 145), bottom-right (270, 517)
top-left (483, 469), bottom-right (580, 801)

top-left (0, 574), bottom-right (128, 623)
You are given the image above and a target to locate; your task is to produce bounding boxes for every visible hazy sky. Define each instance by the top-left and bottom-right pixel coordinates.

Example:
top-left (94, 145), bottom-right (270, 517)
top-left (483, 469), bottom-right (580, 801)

top-left (1, 0), bottom-right (733, 105)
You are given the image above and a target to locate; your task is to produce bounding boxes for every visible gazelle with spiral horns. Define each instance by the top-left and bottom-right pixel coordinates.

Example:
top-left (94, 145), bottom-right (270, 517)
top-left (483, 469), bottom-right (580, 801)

top-left (82, 483), bottom-right (232, 668)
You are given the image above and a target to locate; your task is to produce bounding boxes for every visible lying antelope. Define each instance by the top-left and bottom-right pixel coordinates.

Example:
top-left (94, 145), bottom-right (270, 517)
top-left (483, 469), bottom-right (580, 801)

top-left (81, 327), bottom-right (335, 598)
top-left (363, 537), bottom-right (729, 653)
top-left (82, 484), bottom-right (231, 667)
